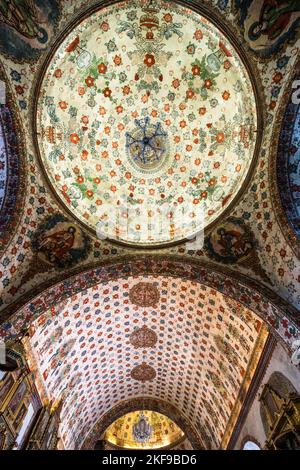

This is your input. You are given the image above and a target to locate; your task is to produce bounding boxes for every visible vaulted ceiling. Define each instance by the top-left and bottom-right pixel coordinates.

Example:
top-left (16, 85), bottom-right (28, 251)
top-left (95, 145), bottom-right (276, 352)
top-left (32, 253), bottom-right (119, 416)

top-left (24, 275), bottom-right (267, 449)
top-left (0, 0), bottom-right (300, 452)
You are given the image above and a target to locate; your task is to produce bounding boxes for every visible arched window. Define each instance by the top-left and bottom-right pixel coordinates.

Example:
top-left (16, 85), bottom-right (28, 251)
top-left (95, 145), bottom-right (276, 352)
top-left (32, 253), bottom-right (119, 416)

top-left (243, 440), bottom-right (261, 450)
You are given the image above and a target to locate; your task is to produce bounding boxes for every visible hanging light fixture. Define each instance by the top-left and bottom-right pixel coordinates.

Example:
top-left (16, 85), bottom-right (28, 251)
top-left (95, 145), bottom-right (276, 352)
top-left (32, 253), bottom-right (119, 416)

top-left (133, 411), bottom-right (153, 444)
top-left (132, 339), bottom-right (153, 445)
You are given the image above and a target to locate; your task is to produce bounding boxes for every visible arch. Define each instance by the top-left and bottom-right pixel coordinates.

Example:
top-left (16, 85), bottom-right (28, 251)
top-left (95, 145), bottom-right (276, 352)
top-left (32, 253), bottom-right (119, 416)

top-left (81, 397), bottom-right (203, 450)
top-left (0, 64), bottom-right (25, 256)
top-left (1, 256), bottom-right (299, 351)
top-left (270, 60), bottom-right (300, 259)
top-left (242, 441), bottom-right (261, 450)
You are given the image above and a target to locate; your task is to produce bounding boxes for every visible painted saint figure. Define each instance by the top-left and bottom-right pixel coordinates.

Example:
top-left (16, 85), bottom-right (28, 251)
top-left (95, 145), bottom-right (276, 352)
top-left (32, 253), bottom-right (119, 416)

top-left (0, 0), bottom-right (48, 42)
top-left (249, 0), bottom-right (300, 41)
top-left (38, 226), bottom-right (76, 264)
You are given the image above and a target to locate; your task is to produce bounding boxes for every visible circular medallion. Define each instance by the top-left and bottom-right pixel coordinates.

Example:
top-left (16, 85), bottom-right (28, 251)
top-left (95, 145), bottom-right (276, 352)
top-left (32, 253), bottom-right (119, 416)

top-left (35, 0), bottom-right (259, 247)
top-left (129, 325), bottom-right (158, 348)
top-left (130, 362), bottom-right (156, 382)
top-left (129, 282), bottom-right (160, 307)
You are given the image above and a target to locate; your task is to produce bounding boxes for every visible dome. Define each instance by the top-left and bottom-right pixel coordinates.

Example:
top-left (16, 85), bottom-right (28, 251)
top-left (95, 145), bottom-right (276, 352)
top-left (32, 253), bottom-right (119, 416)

top-left (35, 0), bottom-right (258, 247)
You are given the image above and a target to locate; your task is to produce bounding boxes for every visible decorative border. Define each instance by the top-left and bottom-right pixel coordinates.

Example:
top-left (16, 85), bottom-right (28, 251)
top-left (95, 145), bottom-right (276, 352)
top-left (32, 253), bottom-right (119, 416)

top-left (269, 58), bottom-right (300, 259)
top-left (30, 0), bottom-right (264, 250)
top-left (1, 256), bottom-right (299, 351)
top-left (0, 63), bottom-right (26, 257)
top-left (81, 396), bottom-right (204, 450)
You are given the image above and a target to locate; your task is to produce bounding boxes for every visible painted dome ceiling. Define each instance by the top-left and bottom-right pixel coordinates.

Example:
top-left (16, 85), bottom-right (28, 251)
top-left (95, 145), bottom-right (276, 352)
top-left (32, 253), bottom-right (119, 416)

top-left (35, 0), bottom-right (258, 246)
top-left (103, 410), bottom-right (184, 449)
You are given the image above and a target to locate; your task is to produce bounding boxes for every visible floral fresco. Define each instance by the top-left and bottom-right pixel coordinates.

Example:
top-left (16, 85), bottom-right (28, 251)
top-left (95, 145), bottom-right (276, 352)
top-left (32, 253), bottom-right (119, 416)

top-left (35, 0), bottom-right (258, 246)
top-left (24, 275), bottom-right (268, 449)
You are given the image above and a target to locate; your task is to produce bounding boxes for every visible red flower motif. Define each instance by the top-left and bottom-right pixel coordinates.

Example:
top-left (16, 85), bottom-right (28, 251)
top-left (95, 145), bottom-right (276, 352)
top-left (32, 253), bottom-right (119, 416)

top-left (54, 68), bottom-right (62, 78)
top-left (66, 36), bottom-right (79, 52)
top-left (194, 29), bottom-right (203, 40)
top-left (222, 90), bottom-right (230, 100)
top-left (172, 78), bottom-right (180, 89)
top-left (113, 55), bottom-right (122, 66)
top-left (186, 89), bottom-right (195, 99)
top-left (204, 79), bottom-right (212, 89)
top-left (59, 101), bottom-right (68, 110)
top-left (103, 87), bottom-right (112, 98)
top-left (70, 133), bottom-right (80, 144)
top-left (192, 64), bottom-right (201, 75)
top-left (100, 21), bottom-right (109, 31)
top-left (163, 13), bottom-right (173, 23)
top-left (98, 62), bottom-right (107, 74)
top-left (15, 85), bottom-right (24, 95)
top-left (216, 132), bottom-right (225, 143)
top-left (144, 53), bottom-right (155, 67)
top-left (85, 76), bottom-right (95, 87)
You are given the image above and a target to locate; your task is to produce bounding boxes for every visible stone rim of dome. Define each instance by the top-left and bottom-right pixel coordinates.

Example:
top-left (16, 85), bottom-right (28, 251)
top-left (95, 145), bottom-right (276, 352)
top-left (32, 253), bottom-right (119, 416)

top-left (0, 64), bottom-right (27, 258)
top-left (31, 0), bottom-right (264, 250)
top-left (269, 58), bottom-right (300, 260)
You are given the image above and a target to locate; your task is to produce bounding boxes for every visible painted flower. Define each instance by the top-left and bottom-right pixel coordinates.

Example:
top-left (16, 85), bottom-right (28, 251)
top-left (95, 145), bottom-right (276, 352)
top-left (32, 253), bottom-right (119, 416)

top-left (273, 72), bottom-right (283, 83)
top-left (78, 86), bottom-right (85, 96)
top-left (59, 101), bottom-right (68, 110)
top-left (103, 87), bottom-right (112, 98)
top-left (113, 55), bottom-right (122, 66)
top-left (116, 105), bottom-right (123, 114)
top-left (204, 79), bottom-right (212, 89)
top-left (100, 21), bottom-right (109, 31)
top-left (119, 72), bottom-right (127, 82)
top-left (201, 191), bottom-right (208, 199)
top-left (81, 115), bottom-right (89, 124)
top-left (186, 43), bottom-right (195, 55)
top-left (122, 85), bottom-right (131, 95)
top-left (106, 39), bottom-right (117, 52)
top-left (199, 107), bottom-right (206, 115)
top-left (15, 85), bottom-right (24, 94)
top-left (163, 13), bottom-right (173, 22)
top-left (276, 55), bottom-right (289, 69)
top-left (194, 29), bottom-right (203, 40)
top-left (223, 60), bottom-right (231, 70)
top-left (66, 36), bottom-right (79, 52)
top-left (70, 133), bottom-right (80, 144)
top-left (216, 132), bottom-right (225, 143)
top-left (98, 62), bottom-right (107, 74)
top-left (144, 53), bottom-right (155, 67)
top-left (222, 90), bottom-right (230, 100)
top-left (172, 78), bottom-right (180, 89)
top-left (186, 89), bottom-right (195, 99)
top-left (10, 70), bottom-right (21, 81)
top-left (85, 76), bottom-right (95, 87)
top-left (192, 64), bottom-right (201, 75)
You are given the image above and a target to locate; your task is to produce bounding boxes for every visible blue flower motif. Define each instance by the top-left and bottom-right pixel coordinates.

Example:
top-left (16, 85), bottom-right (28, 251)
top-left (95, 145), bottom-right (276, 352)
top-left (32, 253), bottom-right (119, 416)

top-left (19, 100), bottom-right (27, 109)
top-left (10, 70), bottom-right (21, 82)
top-left (276, 55), bottom-right (290, 69)
top-left (217, 0), bottom-right (228, 10)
